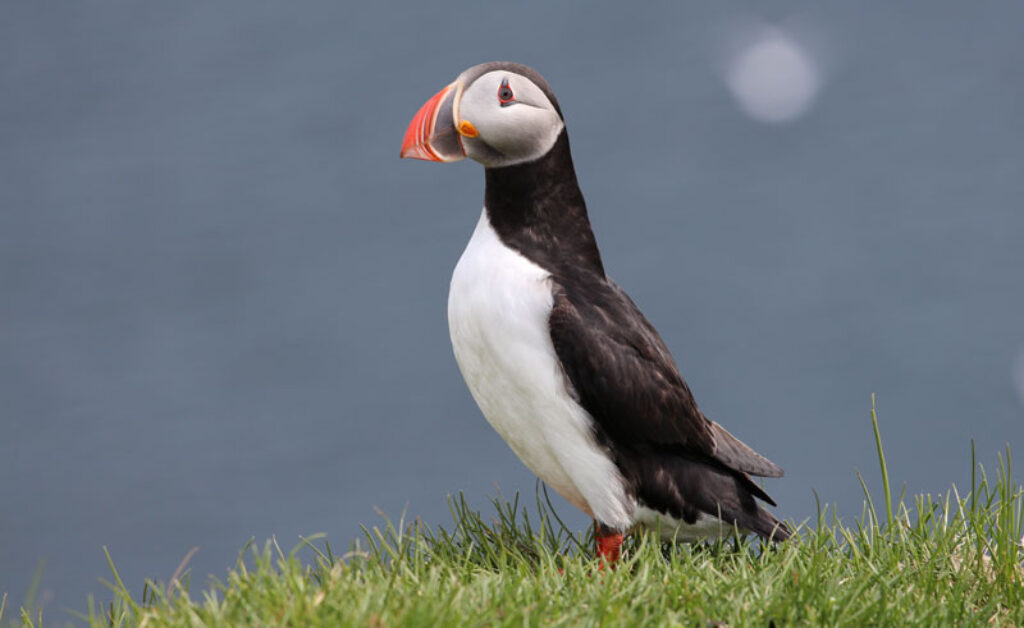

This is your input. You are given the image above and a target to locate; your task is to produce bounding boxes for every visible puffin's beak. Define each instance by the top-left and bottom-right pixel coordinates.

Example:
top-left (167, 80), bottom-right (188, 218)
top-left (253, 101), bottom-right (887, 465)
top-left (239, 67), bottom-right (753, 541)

top-left (400, 80), bottom-right (466, 162)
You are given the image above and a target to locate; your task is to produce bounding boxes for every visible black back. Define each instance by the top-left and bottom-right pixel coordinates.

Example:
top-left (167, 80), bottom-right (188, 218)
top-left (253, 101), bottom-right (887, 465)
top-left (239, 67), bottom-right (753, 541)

top-left (483, 127), bottom-right (789, 540)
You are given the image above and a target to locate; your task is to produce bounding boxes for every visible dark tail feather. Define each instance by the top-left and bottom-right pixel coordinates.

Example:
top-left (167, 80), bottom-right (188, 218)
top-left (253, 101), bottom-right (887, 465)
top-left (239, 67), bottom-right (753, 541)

top-left (635, 451), bottom-right (790, 543)
top-left (706, 417), bottom-right (784, 478)
top-left (718, 474), bottom-right (790, 542)
top-left (747, 505), bottom-right (791, 542)
top-left (738, 472), bottom-right (778, 507)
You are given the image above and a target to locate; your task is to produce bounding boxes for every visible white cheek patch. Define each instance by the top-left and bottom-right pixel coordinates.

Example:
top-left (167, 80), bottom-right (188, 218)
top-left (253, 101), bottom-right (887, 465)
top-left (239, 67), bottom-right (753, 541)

top-left (458, 71), bottom-right (565, 167)
top-left (490, 105), bottom-right (563, 156)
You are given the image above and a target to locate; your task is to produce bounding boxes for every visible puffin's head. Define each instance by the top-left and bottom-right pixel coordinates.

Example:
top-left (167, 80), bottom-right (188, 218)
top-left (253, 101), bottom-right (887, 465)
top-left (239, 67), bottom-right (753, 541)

top-left (400, 62), bottom-right (565, 168)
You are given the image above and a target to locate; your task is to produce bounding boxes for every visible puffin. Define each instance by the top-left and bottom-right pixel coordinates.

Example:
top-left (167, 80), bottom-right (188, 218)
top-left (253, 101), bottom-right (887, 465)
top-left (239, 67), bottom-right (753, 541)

top-left (400, 62), bottom-right (789, 563)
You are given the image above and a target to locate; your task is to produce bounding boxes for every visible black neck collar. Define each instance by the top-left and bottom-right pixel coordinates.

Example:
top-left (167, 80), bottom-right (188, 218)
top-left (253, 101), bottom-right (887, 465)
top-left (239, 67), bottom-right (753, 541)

top-left (483, 130), bottom-right (605, 277)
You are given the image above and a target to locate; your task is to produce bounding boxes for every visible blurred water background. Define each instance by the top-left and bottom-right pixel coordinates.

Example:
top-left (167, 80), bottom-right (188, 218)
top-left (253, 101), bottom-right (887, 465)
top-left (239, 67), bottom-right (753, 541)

top-left (2, 1), bottom-right (1023, 615)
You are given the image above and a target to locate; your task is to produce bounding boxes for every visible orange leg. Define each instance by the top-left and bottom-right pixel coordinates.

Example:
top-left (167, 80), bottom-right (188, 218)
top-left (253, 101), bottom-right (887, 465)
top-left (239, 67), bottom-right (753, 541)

top-left (594, 522), bottom-right (623, 568)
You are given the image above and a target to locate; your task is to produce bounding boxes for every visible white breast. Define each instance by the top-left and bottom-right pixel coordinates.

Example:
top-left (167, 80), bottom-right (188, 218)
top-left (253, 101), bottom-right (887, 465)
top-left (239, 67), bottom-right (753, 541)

top-left (447, 209), bottom-right (632, 530)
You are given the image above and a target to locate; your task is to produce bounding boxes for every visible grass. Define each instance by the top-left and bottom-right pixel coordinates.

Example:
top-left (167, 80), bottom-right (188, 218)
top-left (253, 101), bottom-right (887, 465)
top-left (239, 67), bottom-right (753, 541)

top-left (8, 398), bottom-right (1024, 626)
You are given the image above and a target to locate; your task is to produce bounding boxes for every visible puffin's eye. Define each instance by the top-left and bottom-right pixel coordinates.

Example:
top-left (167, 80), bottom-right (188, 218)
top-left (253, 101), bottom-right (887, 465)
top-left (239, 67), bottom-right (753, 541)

top-left (497, 78), bottom-right (515, 107)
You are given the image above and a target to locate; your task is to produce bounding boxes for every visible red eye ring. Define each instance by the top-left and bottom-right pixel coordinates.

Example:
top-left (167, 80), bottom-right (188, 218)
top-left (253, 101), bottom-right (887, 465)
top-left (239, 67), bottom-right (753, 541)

top-left (497, 78), bottom-right (515, 106)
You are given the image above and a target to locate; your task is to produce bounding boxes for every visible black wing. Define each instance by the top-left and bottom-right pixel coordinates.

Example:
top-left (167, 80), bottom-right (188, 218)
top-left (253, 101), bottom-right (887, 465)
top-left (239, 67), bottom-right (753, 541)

top-left (547, 277), bottom-right (783, 479)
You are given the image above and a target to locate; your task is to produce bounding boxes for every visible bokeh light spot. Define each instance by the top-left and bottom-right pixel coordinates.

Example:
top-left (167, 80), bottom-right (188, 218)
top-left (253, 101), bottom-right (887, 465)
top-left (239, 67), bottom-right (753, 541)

top-left (724, 26), bottom-right (821, 124)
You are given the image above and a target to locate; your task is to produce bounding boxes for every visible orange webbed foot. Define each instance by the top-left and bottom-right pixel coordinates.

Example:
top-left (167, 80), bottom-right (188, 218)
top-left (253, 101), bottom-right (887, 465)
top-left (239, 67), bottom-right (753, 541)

top-left (595, 522), bottom-right (623, 570)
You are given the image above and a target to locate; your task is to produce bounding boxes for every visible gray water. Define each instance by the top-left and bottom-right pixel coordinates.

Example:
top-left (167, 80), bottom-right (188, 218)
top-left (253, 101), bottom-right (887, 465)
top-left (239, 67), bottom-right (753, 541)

top-left (3, 1), bottom-right (1023, 616)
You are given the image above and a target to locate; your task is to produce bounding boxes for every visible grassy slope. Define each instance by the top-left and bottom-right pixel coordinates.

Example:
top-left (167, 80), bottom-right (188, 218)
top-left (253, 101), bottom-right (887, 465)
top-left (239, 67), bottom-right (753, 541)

top-left (10, 403), bottom-right (1024, 627)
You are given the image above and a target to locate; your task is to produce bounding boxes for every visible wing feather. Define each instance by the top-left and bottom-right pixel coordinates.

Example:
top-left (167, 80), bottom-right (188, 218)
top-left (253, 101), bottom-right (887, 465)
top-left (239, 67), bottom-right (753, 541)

top-left (548, 277), bottom-right (783, 479)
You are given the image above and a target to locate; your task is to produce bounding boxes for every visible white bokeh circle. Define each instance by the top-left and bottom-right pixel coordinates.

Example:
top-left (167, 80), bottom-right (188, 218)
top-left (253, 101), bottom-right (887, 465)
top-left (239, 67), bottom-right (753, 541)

top-left (724, 27), bottom-right (821, 124)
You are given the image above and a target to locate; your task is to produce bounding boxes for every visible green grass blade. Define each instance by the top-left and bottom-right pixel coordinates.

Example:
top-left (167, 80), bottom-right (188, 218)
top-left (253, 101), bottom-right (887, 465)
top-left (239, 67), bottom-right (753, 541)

top-left (870, 393), bottom-right (894, 529)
